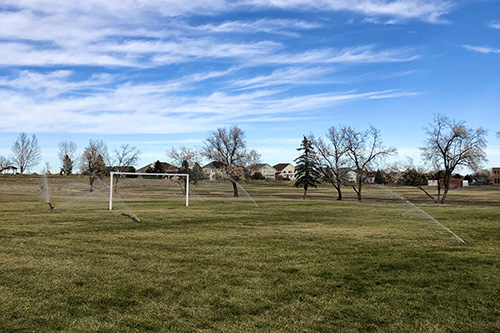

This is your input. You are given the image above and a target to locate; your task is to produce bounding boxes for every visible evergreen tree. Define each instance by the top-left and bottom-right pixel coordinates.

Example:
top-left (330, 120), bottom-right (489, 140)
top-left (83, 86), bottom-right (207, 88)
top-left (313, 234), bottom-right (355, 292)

top-left (179, 160), bottom-right (190, 175)
top-left (294, 136), bottom-right (321, 199)
top-left (61, 154), bottom-right (73, 175)
top-left (146, 160), bottom-right (164, 173)
top-left (190, 162), bottom-right (205, 185)
top-left (177, 160), bottom-right (191, 193)
top-left (374, 169), bottom-right (385, 184)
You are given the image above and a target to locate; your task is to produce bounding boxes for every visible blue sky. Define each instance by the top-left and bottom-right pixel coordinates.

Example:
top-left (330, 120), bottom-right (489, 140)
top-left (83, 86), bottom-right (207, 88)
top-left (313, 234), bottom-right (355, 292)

top-left (0, 0), bottom-right (499, 173)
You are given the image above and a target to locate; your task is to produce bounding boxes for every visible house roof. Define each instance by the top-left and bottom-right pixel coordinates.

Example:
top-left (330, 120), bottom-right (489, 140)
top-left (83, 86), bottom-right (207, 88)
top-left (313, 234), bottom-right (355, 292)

top-left (252, 163), bottom-right (273, 169)
top-left (137, 162), bottom-right (179, 173)
top-left (273, 163), bottom-right (292, 171)
top-left (202, 161), bottom-right (226, 169)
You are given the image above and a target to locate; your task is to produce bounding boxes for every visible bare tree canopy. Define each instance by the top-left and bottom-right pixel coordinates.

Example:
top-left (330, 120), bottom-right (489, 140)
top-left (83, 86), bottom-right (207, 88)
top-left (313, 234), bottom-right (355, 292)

top-left (203, 126), bottom-right (259, 167)
top-left (58, 140), bottom-right (78, 175)
top-left (202, 125), bottom-right (260, 197)
top-left (10, 132), bottom-right (42, 174)
top-left (112, 144), bottom-right (141, 191)
top-left (420, 114), bottom-right (487, 204)
top-left (114, 144), bottom-right (141, 171)
top-left (344, 125), bottom-right (397, 201)
top-left (315, 126), bottom-right (350, 200)
top-left (166, 146), bottom-right (200, 167)
top-left (0, 155), bottom-right (11, 169)
top-left (58, 140), bottom-right (78, 163)
top-left (80, 139), bottom-right (109, 191)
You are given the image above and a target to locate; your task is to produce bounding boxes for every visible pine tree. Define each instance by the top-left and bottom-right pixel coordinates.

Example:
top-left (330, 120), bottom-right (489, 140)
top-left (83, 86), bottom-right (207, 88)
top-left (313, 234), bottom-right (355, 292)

top-left (190, 162), bottom-right (205, 185)
top-left (294, 136), bottom-right (321, 199)
top-left (374, 169), bottom-right (385, 184)
top-left (61, 154), bottom-right (73, 175)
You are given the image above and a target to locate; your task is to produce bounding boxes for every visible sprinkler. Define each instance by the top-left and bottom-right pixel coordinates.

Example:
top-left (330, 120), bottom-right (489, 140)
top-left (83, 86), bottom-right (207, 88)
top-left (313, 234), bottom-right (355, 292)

top-left (121, 213), bottom-right (141, 223)
top-left (48, 202), bottom-right (54, 210)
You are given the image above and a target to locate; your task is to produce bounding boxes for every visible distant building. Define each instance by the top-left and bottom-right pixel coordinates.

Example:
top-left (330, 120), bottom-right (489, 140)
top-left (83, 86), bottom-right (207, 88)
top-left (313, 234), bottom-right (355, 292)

top-left (428, 180), bottom-right (438, 187)
top-left (341, 168), bottom-right (358, 183)
top-left (273, 163), bottom-right (295, 181)
top-left (0, 166), bottom-right (18, 174)
top-left (137, 162), bottom-right (179, 174)
top-left (202, 161), bottom-right (226, 181)
top-left (439, 178), bottom-right (465, 189)
top-left (249, 163), bottom-right (276, 180)
top-left (493, 167), bottom-right (500, 187)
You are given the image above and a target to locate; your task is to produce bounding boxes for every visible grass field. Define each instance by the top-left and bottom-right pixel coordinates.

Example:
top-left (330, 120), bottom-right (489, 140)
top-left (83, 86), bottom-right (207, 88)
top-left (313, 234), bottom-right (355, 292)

top-left (1, 175), bottom-right (499, 332)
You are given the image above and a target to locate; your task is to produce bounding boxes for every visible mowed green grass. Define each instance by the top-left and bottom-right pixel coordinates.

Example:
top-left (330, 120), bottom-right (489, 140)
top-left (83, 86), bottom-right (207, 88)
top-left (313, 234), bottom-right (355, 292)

top-left (0, 176), bottom-right (499, 332)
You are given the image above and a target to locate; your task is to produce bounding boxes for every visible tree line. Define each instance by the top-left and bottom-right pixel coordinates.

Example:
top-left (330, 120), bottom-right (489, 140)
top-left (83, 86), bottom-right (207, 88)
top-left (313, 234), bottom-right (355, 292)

top-left (294, 114), bottom-right (491, 204)
top-left (1, 114), bottom-right (498, 203)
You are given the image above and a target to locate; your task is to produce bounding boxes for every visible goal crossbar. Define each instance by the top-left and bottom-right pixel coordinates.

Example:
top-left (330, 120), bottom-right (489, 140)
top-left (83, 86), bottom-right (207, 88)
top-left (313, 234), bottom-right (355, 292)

top-left (109, 172), bottom-right (189, 210)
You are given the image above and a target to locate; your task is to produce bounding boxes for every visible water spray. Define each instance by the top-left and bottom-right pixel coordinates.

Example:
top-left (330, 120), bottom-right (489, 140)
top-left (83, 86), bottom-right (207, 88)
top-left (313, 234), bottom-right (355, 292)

top-left (377, 185), bottom-right (466, 244)
top-left (228, 177), bottom-right (259, 207)
top-left (42, 172), bottom-right (54, 210)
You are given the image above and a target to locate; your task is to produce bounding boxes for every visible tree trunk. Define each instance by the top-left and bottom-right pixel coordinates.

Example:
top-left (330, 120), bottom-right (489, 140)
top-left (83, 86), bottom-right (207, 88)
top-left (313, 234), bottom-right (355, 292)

top-left (440, 187), bottom-right (449, 204)
top-left (329, 180), bottom-right (342, 200)
top-left (89, 176), bottom-right (95, 192)
top-left (440, 175), bottom-right (450, 204)
top-left (231, 179), bottom-right (239, 197)
top-left (336, 186), bottom-right (343, 200)
top-left (303, 187), bottom-right (308, 199)
top-left (355, 178), bottom-right (363, 202)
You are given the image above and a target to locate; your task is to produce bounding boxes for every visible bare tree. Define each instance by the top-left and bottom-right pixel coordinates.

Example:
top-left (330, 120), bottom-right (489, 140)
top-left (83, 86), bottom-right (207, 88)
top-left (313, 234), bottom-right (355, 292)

top-left (344, 126), bottom-right (397, 202)
top-left (0, 155), bottom-right (11, 169)
top-left (112, 144), bottom-right (141, 190)
top-left (114, 144), bottom-right (141, 172)
top-left (58, 140), bottom-right (78, 175)
top-left (315, 126), bottom-right (350, 200)
top-left (166, 146), bottom-right (200, 168)
top-left (201, 125), bottom-right (260, 197)
top-left (420, 114), bottom-right (487, 204)
top-left (10, 132), bottom-right (42, 174)
top-left (80, 139), bottom-right (108, 191)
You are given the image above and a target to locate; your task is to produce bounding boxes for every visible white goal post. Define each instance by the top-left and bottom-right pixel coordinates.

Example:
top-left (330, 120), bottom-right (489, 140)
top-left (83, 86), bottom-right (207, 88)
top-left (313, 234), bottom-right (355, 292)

top-left (109, 172), bottom-right (190, 210)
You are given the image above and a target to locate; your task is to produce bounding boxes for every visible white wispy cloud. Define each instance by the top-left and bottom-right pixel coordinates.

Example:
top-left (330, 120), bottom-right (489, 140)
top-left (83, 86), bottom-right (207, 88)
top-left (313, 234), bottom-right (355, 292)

top-left (250, 45), bottom-right (419, 65)
top-left (192, 18), bottom-right (321, 36)
top-left (488, 20), bottom-right (500, 30)
top-left (0, 77), bottom-right (418, 134)
top-left (1, 1), bottom-right (452, 22)
top-left (241, 0), bottom-right (452, 23)
top-left (230, 66), bottom-right (336, 90)
top-left (463, 45), bottom-right (500, 54)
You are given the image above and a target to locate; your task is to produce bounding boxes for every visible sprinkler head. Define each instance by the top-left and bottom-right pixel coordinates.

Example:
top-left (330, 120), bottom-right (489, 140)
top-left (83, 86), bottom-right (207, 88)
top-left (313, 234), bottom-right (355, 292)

top-left (48, 202), bottom-right (54, 210)
top-left (121, 213), bottom-right (141, 223)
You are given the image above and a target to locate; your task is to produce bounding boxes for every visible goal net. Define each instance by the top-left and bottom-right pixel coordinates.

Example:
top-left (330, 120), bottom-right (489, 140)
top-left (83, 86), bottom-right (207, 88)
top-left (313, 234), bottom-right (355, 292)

top-left (109, 172), bottom-right (190, 210)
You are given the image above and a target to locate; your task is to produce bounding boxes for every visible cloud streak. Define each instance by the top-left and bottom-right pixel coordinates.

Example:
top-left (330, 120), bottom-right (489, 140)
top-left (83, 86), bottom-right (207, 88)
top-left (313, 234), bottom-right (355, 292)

top-left (463, 45), bottom-right (500, 54)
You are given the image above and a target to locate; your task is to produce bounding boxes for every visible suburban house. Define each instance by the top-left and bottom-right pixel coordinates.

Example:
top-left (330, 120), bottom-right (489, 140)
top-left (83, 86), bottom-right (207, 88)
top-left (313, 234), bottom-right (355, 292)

top-left (249, 163), bottom-right (276, 180)
top-left (202, 161), bottom-right (226, 180)
top-left (340, 168), bottom-right (358, 183)
top-left (493, 167), bottom-right (500, 187)
top-left (137, 162), bottom-right (179, 174)
top-left (0, 166), bottom-right (18, 174)
top-left (273, 163), bottom-right (295, 181)
top-left (430, 178), bottom-right (468, 188)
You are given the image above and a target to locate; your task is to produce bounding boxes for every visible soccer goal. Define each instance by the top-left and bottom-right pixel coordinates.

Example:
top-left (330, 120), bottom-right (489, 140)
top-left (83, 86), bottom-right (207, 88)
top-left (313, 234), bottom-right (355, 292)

top-left (109, 172), bottom-right (190, 210)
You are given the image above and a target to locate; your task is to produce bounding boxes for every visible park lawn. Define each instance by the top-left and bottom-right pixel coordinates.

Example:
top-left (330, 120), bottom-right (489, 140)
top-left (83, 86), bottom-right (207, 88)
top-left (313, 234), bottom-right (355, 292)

top-left (0, 176), bottom-right (499, 332)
